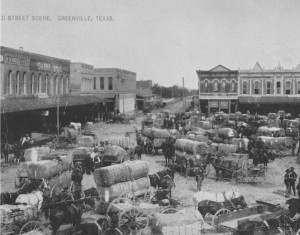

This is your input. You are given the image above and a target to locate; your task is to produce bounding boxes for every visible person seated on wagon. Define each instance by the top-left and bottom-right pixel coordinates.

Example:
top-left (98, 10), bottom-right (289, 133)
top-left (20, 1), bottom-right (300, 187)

top-left (20, 134), bottom-right (31, 148)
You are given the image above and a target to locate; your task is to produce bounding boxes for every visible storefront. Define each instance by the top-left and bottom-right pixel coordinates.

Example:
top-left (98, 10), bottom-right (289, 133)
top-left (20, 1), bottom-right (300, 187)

top-left (207, 99), bottom-right (237, 114)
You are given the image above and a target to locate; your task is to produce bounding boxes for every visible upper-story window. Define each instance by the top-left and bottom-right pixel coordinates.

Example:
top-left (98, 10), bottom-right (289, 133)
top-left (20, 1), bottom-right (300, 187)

top-left (31, 73), bottom-right (34, 94)
top-left (242, 81), bottom-right (248, 94)
top-left (108, 77), bottom-right (113, 90)
top-left (276, 81), bottom-right (281, 94)
top-left (297, 81), bottom-right (300, 94)
top-left (19, 72), bottom-right (24, 94)
top-left (213, 81), bottom-right (218, 92)
top-left (93, 77), bottom-right (97, 90)
top-left (45, 75), bottom-right (49, 94)
top-left (23, 72), bottom-right (27, 94)
top-left (100, 77), bottom-right (104, 90)
top-left (221, 81), bottom-right (226, 92)
top-left (254, 81), bottom-right (260, 95)
top-left (231, 81), bottom-right (235, 92)
top-left (204, 80), bottom-right (208, 91)
top-left (16, 71), bottom-right (20, 95)
top-left (8, 71), bottom-right (12, 94)
top-left (266, 81), bottom-right (271, 94)
top-left (285, 81), bottom-right (291, 95)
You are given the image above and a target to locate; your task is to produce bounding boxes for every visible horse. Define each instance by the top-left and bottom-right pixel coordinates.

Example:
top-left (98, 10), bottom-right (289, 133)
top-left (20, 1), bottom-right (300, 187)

top-left (148, 168), bottom-right (175, 188)
top-left (73, 215), bottom-right (110, 235)
top-left (197, 195), bottom-right (248, 219)
top-left (1, 142), bottom-right (23, 163)
top-left (161, 137), bottom-right (176, 167)
top-left (103, 224), bottom-right (131, 235)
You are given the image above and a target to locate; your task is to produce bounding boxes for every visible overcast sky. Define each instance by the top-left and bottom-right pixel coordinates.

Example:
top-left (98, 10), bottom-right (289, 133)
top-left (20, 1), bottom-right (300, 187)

top-left (1, 0), bottom-right (300, 88)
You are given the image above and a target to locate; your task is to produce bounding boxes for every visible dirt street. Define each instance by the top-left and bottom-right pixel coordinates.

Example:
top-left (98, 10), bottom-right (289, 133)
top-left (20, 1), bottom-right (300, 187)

top-left (1, 98), bottom-right (299, 211)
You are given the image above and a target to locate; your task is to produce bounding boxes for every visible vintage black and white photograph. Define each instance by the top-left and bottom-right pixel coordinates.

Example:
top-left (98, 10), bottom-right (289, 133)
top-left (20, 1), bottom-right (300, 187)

top-left (1, 0), bottom-right (300, 234)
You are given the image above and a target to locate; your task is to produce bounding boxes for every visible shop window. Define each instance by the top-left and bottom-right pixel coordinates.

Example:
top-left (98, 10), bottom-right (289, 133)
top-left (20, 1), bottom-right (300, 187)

top-left (94, 77), bottom-right (97, 90)
top-left (100, 77), bottom-right (105, 90)
top-left (266, 81), bottom-right (271, 94)
top-left (221, 81), bottom-right (226, 92)
top-left (254, 81), bottom-right (260, 95)
top-left (16, 71), bottom-right (20, 94)
top-left (242, 81), bottom-right (248, 94)
top-left (276, 81), bottom-right (281, 94)
top-left (31, 73), bottom-right (34, 94)
top-left (108, 77), bottom-right (113, 90)
top-left (285, 81), bottom-right (291, 95)
top-left (213, 81), bottom-right (218, 92)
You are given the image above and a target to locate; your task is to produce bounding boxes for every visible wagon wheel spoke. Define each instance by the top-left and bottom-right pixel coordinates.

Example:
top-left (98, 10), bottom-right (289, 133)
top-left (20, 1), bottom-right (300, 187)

top-left (19, 221), bottom-right (42, 234)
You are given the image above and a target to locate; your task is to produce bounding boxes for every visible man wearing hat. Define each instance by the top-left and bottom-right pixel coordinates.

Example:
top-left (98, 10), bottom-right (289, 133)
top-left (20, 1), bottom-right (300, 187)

top-left (284, 169), bottom-right (291, 198)
top-left (289, 167), bottom-right (298, 196)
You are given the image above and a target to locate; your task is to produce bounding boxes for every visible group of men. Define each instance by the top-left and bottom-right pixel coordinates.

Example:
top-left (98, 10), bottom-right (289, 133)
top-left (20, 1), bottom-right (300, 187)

top-left (284, 167), bottom-right (299, 198)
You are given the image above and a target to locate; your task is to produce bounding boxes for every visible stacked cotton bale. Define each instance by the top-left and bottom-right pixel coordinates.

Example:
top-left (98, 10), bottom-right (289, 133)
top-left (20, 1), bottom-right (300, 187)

top-left (217, 144), bottom-right (238, 157)
top-left (77, 136), bottom-right (94, 147)
top-left (260, 136), bottom-right (292, 149)
top-left (23, 147), bottom-right (51, 162)
top-left (109, 137), bottom-right (132, 149)
top-left (257, 126), bottom-right (285, 137)
top-left (150, 208), bottom-right (204, 235)
top-left (143, 128), bottom-right (178, 148)
top-left (267, 119), bottom-right (281, 128)
top-left (94, 161), bottom-right (150, 201)
top-left (232, 138), bottom-right (249, 150)
top-left (175, 139), bottom-right (208, 168)
top-left (197, 121), bottom-right (212, 130)
top-left (153, 118), bottom-right (164, 128)
top-left (26, 156), bottom-right (71, 180)
top-left (103, 145), bottom-right (127, 163)
top-left (217, 128), bottom-right (237, 139)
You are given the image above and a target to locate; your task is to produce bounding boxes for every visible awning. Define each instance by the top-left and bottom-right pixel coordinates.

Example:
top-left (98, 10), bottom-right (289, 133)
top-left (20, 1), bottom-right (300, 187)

top-left (1, 95), bottom-right (113, 114)
top-left (82, 93), bottom-right (116, 99)
top-left (239, 96), bottom-right (300, 104)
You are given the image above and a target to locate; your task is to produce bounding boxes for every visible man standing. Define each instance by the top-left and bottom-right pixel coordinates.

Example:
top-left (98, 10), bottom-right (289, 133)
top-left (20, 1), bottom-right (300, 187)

top-left (289, 167), bottom-right (298, 196)
top-left (195, 165), bottom-right (205, 191)
top-left (296, 178), bottom-right (300, 199)
top-left (71, 162), bottom-right (84, 200)
top-left (284, 169), bottom-right (291, 198)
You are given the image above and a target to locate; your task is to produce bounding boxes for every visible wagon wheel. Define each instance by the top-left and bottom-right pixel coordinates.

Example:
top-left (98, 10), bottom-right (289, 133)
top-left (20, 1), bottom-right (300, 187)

top-left (232, 170), bottom-right (246, 184)
top-left (50, 183), bottom-right (75, 201)
top-left (119, 207), bottom-right (149, 231)
top-left (106, 197), bottom-right (133, 216)
top-left (241, 159), bottom-right (250, 171)
top-left (119, 191), bottom-right (136, 204)
top-left (161, 207), bottom-right (179, 214)
top-left (19, 221), bottom-right (42, 234)
top-left (211, 208), bottom-right (231, 227)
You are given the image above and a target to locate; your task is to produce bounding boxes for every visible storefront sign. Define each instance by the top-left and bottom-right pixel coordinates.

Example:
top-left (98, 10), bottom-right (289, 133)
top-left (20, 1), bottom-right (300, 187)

top-left (3, 55), bottom-right (28, 65)
top-left (210, 101), bottom-right (218, 108)
top-left (220, 101), bottom-right (228, 108)
top-left (30, 58), bottom-right (51, 71)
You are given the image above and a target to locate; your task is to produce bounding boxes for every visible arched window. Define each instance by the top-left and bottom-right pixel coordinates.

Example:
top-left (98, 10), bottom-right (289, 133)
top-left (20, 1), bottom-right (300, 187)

top-left (45, 74), bottom-right (48, 94)
top-left (31, 73), bottom-right (34, 94)
top-left (266, 81), bottom-right (271, 94)
top-left (8, 71), bottom-right (12, 94)
top-left (38, 74), bottom-right (42, 93)
top-left (19, 72), bottom-right (24, 94)
top-left (204, 80), bottom-right (208, 92)
top-left (213, 81), bottom-right (218, 92)
top-left (231, 81), bottom-right (236, 92)
top-left (65, 77), bottom-right (69, 94)
top-left (254, 81), bottom-right (260, 94)
top-left (297, 81), bottom-right (300, 94)
top-left (16, 71), bottom-right (20, 94)
top-left (55, 76), bottom-right (59, 94)
top-left (60, 76), bottom-right (64, 94)
top-left (276, 81), bottom-right (281, 94)
top-left (242, 81), bottom-right (248, 94)
top-left (285, 81), bottom-right (291, 95)
top-left (23, 72), bottom-right (27, 94)
top-left (221, 80), bottom-right (226, 92)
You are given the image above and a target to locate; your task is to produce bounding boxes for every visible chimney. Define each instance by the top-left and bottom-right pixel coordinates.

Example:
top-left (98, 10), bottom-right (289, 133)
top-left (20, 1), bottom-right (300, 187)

top-left (19, 47), bottom-right (23, 51)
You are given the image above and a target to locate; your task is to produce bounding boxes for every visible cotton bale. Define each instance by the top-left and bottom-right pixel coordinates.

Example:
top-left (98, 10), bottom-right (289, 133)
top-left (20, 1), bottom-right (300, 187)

top-left (47, 171), bottom-right (72, 191)
top-left (109, 137), bottom-right (131, 149)
top-left (175, 150), bottom-right (203, 167)
top-left (123, 160), bottom-right (149, 181)
top-left (24, 147), bottom-right (51, 162)
top-left (217, 128), bottom-right (237, 139)
top-left (132, 177), bottom-right (150, 197)
top-left (150, 208), bottom-right (204, 234)
top-left (198, 121), bottom-right (212, 130)
top-left (96, 181), bottom-right (133, 202)
top-left (268, 113), bottom-right (277, 120)
top-left (232, 138), bottom-right (249, 150)
top-left (153, 138), bottom-right (165, 148)
top-left (218, 144), bottom-right (238, 156)
top-left (77, 136), bottom-right (94, 147)
top-left (175, 139), bottom-right (208, 155)
top-left (93, 164), bottom-right (129, 186)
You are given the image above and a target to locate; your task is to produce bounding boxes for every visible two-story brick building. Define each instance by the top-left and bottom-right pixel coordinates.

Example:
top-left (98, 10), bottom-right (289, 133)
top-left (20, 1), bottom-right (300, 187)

top-left (238, 62), bottom-right (300, 116)
top-left (196, 65), bottom-right (239, 114)
top-left (91, 68), bottom-right (136, 114)
top-left (136, 80), bottom-right (153, 111)
top-left (70, 62), bottom-right (94, 94)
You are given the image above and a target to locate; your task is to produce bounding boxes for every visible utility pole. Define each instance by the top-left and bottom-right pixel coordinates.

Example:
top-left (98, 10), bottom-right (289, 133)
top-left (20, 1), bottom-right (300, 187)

top-left (57, 90), bottom-right (60, 141)
top-left (182, 77), bottom-right (185, 111)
